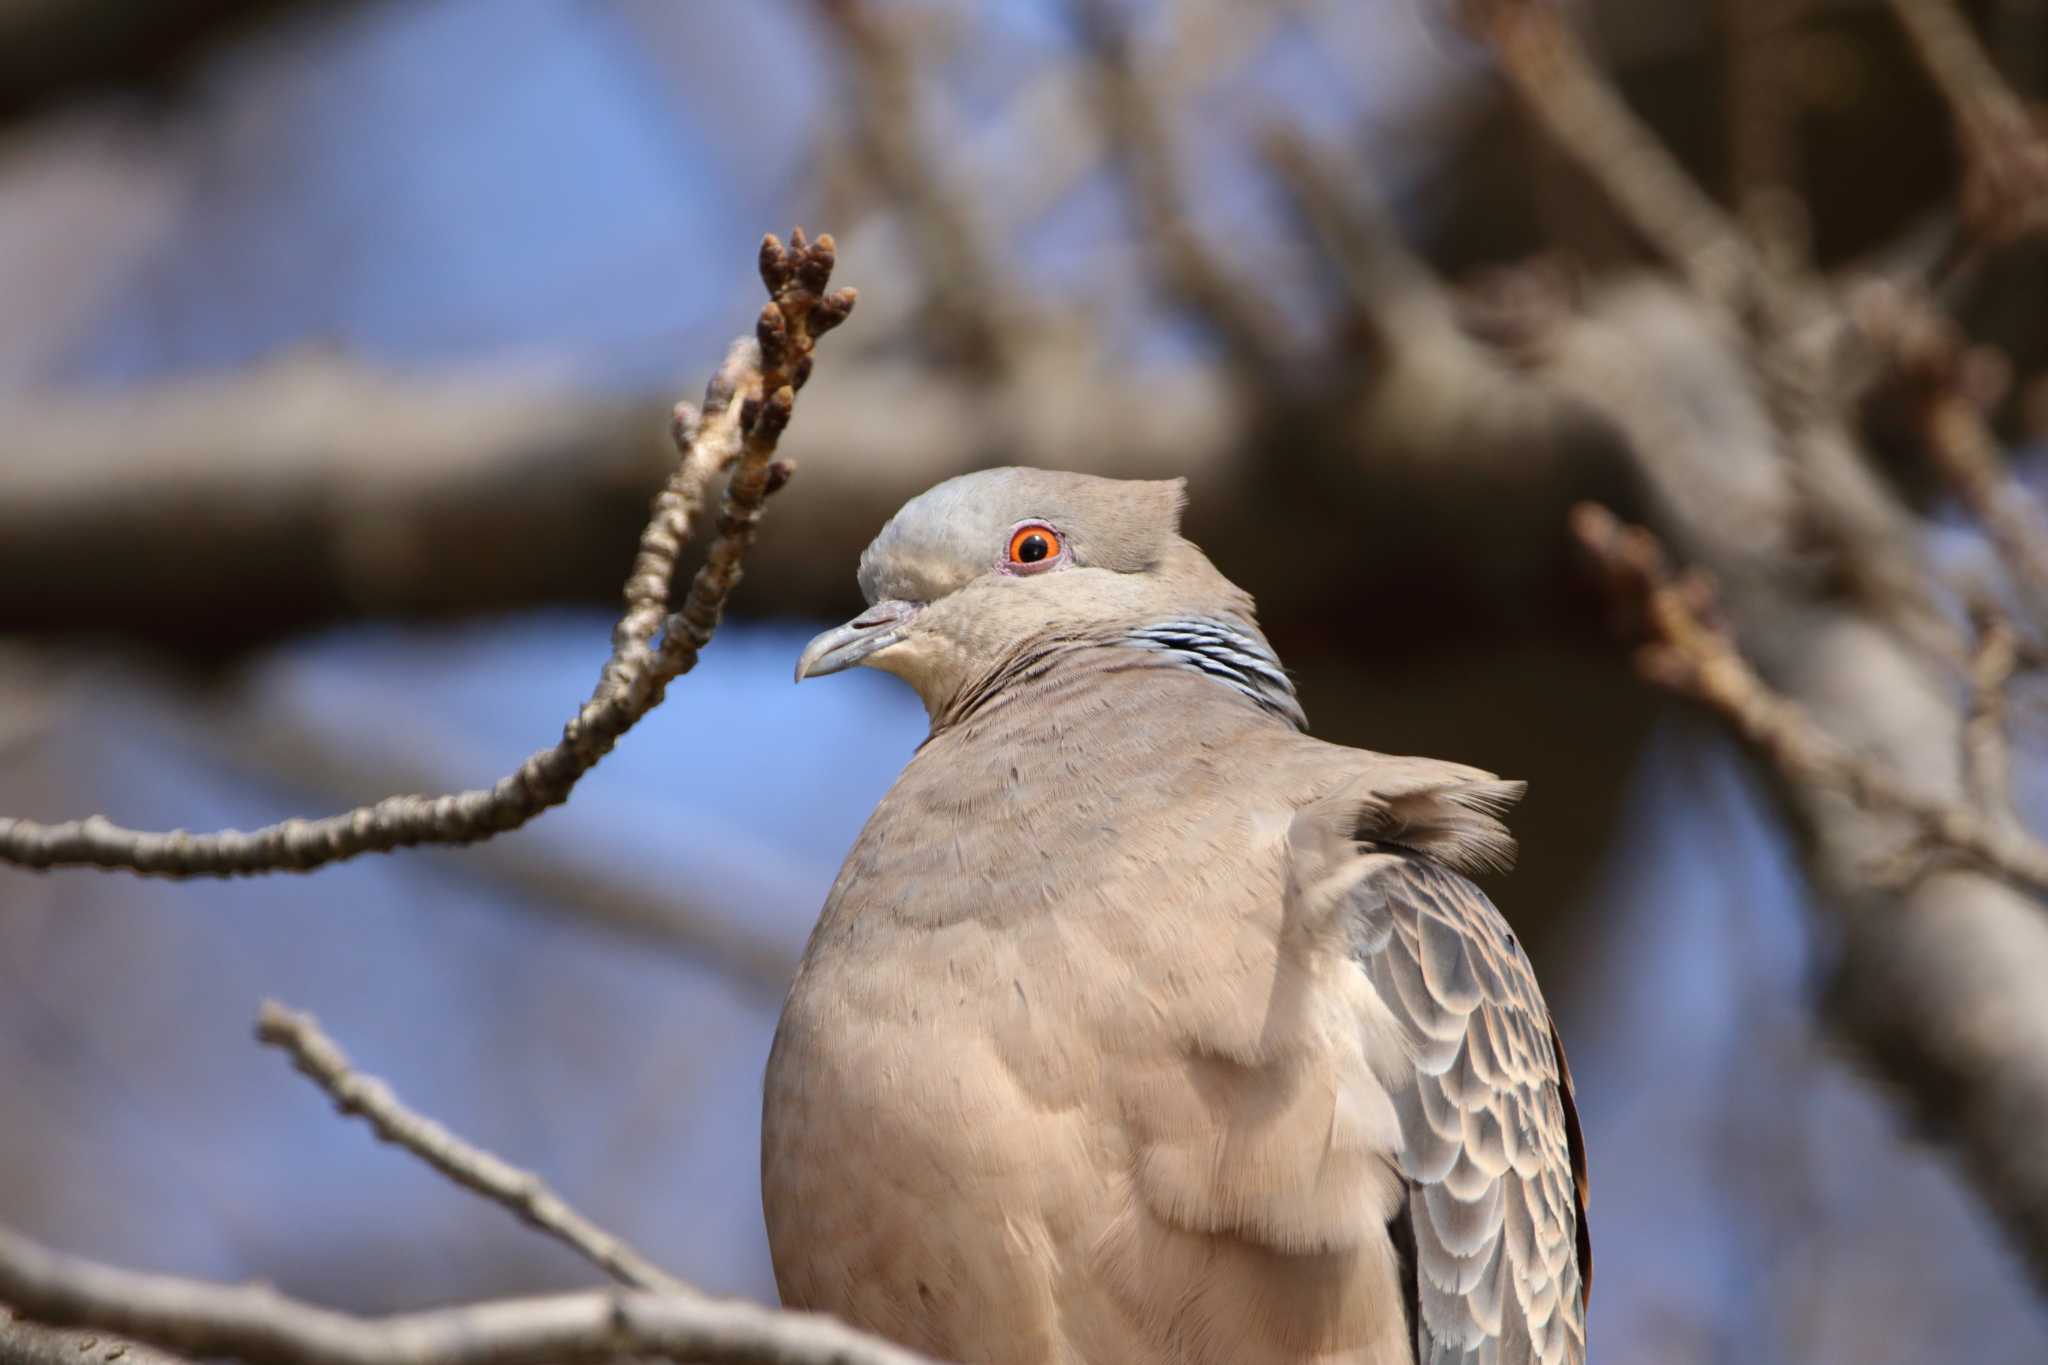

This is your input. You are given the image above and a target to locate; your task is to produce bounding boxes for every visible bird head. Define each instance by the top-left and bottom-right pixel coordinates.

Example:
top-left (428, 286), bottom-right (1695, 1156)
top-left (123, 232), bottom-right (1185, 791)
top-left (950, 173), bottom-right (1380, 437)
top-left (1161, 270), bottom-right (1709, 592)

top-left (795, 467), bottom-right (1297, 727)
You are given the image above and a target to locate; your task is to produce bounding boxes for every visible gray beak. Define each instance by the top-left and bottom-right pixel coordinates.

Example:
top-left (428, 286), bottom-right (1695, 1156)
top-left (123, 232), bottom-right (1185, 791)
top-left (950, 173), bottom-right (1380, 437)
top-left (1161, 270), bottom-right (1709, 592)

top-left (794, 599), bottom-right (921, 682)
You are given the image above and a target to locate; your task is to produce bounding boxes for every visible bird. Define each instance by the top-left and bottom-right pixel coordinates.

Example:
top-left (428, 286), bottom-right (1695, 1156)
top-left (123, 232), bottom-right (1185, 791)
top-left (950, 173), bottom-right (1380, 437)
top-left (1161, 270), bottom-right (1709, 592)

top-left (763, 467), bottom-right (1589, 1365)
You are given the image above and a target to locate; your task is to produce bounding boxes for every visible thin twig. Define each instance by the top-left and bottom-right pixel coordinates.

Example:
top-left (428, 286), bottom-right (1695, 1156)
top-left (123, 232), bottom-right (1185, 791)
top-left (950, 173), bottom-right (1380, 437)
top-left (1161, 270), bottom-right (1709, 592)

top-left (664, 230), bottom-right (855, 671)
top-left (147, 682), bottom-right (800, 988)
top-left (1071, 0), bottom-right (1291, 376)
top-left (1889, 0), bottom-right (2048, 243)
top-left (1723, 0), bottom-right (1814, 268)
top-left (1572, 502), bottom-right (2048, 894)
top-left (1965, 600), bottom-right (2021, 819)
top-left (1991, 0), bottom-right (2048, 102)
top-left (0, 1225), bottom-right (937, 1365)
top-left (813, 0), bottom-right (1019, 376)
top-left (1853, 278), bottom-right (2048, 628)
top-left (1470, 0), bottom-right (1767, 309)
top-left (1475, 2), bottom-right (1957, 646)
top-left (1926, 390), bottom-right (2048, 617)
top-left (815, 0), bottom-right (1293, 349)
top-left (254, 1002), bottom-right (689, 1296)
top-left (1261, 126), bottom-right (1452, 353)
top-left (0, 232), bottom-right (854, 878)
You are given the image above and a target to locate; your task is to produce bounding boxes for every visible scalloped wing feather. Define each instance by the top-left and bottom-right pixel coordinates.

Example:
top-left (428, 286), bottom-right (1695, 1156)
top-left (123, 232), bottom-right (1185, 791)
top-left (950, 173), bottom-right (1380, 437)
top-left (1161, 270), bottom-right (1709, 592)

top-left (1289, 771), bottom-right (1588, 1365)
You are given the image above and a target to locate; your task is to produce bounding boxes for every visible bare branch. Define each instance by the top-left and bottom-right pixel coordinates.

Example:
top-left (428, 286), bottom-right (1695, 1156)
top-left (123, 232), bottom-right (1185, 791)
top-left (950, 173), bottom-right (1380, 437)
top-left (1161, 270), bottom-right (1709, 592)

top-left (149, 683), bottom-right (802, 990)
top-left (1965, 601), bottom-right (2021, 819)
top-left (1475, 2), bottom-right (1957, 649)
top-left (1853, 278), bottom-right (2048, 628)
top-left (1257, 124), bottom-right (1579, 474)
top-left (254, 1001), bottom-right (689, 1297)
top-left (0, 1226), bottom-right (937, 1365)
top-left (1261, 126), bottom-right (1457, 353)
top-left (0, 0), bottom-right (315, 121)
top-left (1723, 0), bottom-right (1814, 266)
top-left (812, 0), bottom-right (1020, 376)
top-left (1572, 501), bottom-right (2048, 893)
top-left (818, 0), bottom-right (1297, 350)
top-left (1889, 0), bottom-right (2048, 243)
top-left (1070, 0), bottom-right (1292, 375)
top-left (1470, 0), bottom-right (1766, 307)
top-left (0, 231), bottom-right (854, 878)
top-left (665, 229), bottom-right (857, 673)
top-left (1922, 386), bottom-right (2048, 613)
top-left (0, 363), bottom-right (673, 650)
top-left (1991, 0), bottom-right (2048, 101)
top-left (1, 1314), bottom-right (196, 1365)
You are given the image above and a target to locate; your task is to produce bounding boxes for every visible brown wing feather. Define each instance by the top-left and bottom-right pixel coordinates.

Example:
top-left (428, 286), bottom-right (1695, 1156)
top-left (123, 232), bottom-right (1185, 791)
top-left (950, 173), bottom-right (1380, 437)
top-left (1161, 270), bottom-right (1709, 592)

top-left (1293, 769), bottom-right (1589, 1365)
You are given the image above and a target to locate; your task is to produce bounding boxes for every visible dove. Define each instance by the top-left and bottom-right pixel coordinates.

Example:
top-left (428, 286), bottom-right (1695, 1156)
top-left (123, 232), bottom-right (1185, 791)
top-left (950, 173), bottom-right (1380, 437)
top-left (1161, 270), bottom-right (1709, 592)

top-left (764, 468), bottom-right (1588, 1365)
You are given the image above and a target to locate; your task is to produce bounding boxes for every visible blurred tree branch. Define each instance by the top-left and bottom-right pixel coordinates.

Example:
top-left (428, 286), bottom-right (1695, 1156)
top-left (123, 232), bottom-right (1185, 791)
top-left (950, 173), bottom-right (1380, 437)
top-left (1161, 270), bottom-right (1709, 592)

top-left (0, 1315), bottom-right (192, 1365)
top-left (1071, 0), bottom-right (1292, 377)
top-left (1460, 0), bottom-right (2048, 1284)
top-left (1963, 600), bottom-right (2021, 822)
top-left (0, 0), bottom-right (325, 122)
top-left (1853, 276), bottom-right (2048, 629)
top-left (812, 0), bottom-right (1023, 377)
top-left (1723, 0), bottom-right (1812, 252)
top-left (1888, 0), bottom-right (2048, 243)
top-left (1472, 0), bottom-right (1768, 306)
top-left (819, 0), bottom-right (1298, 353)
top-left (0, 231), bottom-right (854, 878)
top-left (1572, 504), bottom-right (2048, 890)
top-left (0, 361), bottom-right (674, 652)
top-left (0, 346), bottom-right (1610, 648)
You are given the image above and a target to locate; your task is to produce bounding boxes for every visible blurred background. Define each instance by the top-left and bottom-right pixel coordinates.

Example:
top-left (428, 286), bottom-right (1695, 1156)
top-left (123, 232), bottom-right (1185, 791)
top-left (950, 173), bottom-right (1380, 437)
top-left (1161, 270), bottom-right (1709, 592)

top-left (3, 1), bottom-right (2047, 1361)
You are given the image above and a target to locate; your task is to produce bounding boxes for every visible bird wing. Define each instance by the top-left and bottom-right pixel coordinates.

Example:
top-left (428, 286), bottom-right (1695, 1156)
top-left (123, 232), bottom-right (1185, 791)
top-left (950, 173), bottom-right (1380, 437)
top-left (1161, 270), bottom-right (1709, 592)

top-left (1287, 766), bottom-right (1590, 1365)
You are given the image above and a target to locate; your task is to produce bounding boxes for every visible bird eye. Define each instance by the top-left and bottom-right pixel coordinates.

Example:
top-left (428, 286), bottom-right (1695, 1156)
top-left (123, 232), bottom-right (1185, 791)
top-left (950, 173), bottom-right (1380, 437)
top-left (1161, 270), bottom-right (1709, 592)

top-left (1006, 524), bottom-right (1063, 568)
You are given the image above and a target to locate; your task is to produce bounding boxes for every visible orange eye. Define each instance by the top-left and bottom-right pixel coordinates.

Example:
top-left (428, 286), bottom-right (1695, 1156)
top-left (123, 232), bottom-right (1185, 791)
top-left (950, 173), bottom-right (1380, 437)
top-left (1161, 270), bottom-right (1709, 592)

top-left (1007, 524), bottom-right (1062, 567)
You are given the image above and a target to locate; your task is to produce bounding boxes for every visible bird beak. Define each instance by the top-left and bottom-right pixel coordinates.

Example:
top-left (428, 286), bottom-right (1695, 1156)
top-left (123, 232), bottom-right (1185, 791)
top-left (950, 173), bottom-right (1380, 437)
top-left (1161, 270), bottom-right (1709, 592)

top-left (794, 599), bottom-right (921, 682)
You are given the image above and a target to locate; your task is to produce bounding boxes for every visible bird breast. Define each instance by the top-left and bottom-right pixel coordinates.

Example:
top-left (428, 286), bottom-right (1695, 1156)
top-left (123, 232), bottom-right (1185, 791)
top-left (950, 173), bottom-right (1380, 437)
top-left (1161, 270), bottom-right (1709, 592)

top-left (763, 669), bottom-right (1416, 1363)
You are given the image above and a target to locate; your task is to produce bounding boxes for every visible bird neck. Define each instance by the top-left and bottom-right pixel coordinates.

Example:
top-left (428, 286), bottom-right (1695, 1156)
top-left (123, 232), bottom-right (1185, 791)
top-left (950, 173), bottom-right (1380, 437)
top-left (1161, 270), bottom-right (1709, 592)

top-left (932, 614), bottom-right (1304, 736)
top-left (1116, 616), bottom-right (1305, 729)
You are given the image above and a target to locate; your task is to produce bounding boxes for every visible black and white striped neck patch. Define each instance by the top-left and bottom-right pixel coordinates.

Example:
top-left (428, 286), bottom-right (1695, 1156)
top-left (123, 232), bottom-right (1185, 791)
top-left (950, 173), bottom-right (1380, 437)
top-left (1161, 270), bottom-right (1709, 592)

top-left (1120, 617), bottom-right (1306, 729)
